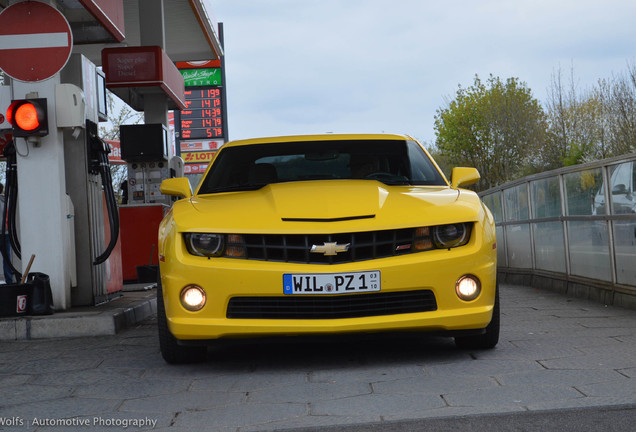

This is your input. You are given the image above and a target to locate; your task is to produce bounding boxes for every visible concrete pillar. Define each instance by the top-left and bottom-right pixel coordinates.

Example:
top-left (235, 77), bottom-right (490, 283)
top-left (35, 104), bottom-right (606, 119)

top-left (139, 0), bottom-right (170, 126)
top-left (139, 0), bottom-right (165, 49)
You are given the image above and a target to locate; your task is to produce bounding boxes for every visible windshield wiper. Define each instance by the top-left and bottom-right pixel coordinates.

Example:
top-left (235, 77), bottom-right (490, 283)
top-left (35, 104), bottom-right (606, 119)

top-left (203, 184), bottom-right (269, 194)
top-left (382, 180), bottom-right (412, 185)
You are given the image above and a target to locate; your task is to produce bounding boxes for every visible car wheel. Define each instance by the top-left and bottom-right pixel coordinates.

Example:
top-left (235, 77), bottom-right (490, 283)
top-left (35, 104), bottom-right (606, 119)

top-left (157, 281), bottom-right (207, 364)
top-left (454, 284), bottom-right (500, 350)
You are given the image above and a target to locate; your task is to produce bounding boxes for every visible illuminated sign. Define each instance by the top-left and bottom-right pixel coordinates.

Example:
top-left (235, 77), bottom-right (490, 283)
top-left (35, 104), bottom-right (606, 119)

top-left (184, 163), bottom-right (211, 174)
top-left (180, 68), bottom-right (222, 87)
top-left (105, 139), bottom-right (126, 165)
top-left (179, 87), bottom-right (223, 140)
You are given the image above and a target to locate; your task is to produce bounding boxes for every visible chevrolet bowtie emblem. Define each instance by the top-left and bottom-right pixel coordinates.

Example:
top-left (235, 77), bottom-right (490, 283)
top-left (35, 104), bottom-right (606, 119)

top-left (310, 242), bottom-right (350, 256)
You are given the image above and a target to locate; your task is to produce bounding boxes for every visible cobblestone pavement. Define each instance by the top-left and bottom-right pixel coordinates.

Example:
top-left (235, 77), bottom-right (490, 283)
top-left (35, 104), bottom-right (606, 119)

top-left (0, 284), bottom-right (635, 431)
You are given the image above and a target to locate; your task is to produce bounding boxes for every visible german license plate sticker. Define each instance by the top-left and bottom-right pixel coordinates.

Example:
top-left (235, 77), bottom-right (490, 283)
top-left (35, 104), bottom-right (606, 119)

top-left (283, 271), bottom-right (380, 295)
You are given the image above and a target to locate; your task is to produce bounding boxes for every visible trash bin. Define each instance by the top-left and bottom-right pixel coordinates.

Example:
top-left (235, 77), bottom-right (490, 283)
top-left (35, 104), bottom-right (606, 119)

top-left (27, 272), bottom-right (54, 315)
top-left (136, 265), bottom-right (158, 283)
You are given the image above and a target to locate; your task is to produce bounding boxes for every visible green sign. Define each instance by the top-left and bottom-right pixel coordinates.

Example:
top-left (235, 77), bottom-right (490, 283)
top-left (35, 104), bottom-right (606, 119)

top-left (180, 68), bottom-right (222, 87)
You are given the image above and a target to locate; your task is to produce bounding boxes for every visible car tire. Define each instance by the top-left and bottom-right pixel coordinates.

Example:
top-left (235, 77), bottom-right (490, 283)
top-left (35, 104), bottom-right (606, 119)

top-left (157, 281), bottom-right (207, 364)
top-left (454, 284), bottom-right (500, 350)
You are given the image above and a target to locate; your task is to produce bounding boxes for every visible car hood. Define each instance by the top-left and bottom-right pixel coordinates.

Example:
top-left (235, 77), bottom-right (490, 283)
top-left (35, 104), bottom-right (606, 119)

top-left (175, 180), bottom-right (481, 232)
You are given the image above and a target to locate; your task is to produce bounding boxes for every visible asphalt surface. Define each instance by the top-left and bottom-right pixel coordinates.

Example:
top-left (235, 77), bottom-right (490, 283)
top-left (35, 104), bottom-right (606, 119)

top-left (0, 283), bottom-right (635, 431)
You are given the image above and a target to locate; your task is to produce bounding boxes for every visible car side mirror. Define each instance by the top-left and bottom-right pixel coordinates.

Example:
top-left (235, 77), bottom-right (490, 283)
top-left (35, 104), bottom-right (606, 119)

top-left (612, 184), bottom-right (628, 195)
top-left (160, 177), bottom-right (192, 199)
top-left (451, 167), bottom-right (480, 189)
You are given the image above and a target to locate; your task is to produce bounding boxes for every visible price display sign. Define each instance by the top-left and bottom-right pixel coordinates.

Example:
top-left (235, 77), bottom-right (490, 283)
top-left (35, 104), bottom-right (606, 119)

top-left (179, 87), bottom-right (224, 139)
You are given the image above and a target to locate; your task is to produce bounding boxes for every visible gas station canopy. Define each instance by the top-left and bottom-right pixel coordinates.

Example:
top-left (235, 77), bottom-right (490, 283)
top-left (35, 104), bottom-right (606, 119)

top-left (0, 0), bottom-right (223, 66)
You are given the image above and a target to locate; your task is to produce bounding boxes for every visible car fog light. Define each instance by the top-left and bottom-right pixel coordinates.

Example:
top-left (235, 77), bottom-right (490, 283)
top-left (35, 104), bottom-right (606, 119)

top-left (455, 275), bottom-right (481, 301)
top-left (180, 285), bottom-right (206, 311)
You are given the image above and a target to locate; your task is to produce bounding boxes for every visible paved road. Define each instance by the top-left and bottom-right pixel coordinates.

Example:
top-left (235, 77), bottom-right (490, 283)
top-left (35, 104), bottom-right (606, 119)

top-left (0, 283), bottom-right (635, 431)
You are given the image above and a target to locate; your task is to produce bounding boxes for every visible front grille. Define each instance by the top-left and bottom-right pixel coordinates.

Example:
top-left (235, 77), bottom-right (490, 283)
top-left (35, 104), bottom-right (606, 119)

top-left (240, 229), bottom-right (424, 264)
top-left (226, 290), bottom-right (437, 319)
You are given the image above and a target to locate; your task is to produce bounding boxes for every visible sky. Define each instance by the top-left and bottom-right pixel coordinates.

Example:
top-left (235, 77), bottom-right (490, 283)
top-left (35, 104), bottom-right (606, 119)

top-left (209, 0), bottom-right (636, 146)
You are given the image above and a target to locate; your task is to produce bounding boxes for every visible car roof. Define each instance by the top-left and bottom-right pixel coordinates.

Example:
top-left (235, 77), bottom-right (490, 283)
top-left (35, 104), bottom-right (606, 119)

top-left (222, 133), bottom-right (415, 148)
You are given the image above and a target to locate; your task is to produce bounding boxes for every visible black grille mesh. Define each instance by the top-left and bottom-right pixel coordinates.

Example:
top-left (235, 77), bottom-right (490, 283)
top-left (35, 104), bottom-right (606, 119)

top-left (240, 229), bottom-right (423, 264)
top-left (227, 290), bottom-right (437, 319)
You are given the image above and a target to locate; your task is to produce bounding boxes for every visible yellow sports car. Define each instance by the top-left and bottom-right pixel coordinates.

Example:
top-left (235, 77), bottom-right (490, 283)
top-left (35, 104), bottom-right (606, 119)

top-left (157, 134), bottom-right (498, 363)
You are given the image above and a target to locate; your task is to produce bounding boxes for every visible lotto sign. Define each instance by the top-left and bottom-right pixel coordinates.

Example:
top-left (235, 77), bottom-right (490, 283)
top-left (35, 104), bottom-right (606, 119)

top-left (182, 151), bottom-right (216, 164)
top-left (0, 2), bottom-right (73, 82)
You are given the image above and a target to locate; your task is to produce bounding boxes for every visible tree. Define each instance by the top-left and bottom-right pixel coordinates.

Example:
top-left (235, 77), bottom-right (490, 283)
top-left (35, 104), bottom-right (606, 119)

top-left (543, 67), bottom-right (606, 168)
top-left (607, 64), bottom-right (636, 155)
top-left (434, 75), bottom-right (547, 190)
top-left (99, 92), bottom-right (143, 202)
top-left (543, 65), bottom-right (636, 169)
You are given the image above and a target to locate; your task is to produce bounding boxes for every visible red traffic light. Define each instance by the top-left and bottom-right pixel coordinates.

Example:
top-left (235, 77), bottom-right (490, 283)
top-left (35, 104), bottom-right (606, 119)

top-left (7, 99), bottom-right (49, 137)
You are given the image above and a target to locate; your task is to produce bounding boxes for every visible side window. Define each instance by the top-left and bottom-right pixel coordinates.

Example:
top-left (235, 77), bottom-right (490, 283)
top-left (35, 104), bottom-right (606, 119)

top-left (608, 162), bottom-right (635, 215)
top-left (610, 163), bottom-right (631, 195)
top-left (406, 141), bottom-right (445, 185)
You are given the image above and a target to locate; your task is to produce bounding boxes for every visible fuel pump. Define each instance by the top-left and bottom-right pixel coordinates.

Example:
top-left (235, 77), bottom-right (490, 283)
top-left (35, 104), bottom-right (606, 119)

top-left (119, 123), bottom-right (174, 282)
top-left (60, 54), bottom-right (123, 305)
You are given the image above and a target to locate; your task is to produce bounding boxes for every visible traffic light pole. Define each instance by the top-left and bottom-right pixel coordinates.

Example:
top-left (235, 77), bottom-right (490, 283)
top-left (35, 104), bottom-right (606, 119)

top-left (11, 77), bottom-right (73, 310)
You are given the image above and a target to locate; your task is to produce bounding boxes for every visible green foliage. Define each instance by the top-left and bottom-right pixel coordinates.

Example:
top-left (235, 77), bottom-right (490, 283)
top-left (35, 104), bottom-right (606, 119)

top-left (434, 75), bottom-right (547, 191)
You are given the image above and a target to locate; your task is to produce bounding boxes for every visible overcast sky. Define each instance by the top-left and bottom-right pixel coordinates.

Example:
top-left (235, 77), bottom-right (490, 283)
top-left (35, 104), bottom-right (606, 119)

top-left (209, 0), bottom-right (636, 145)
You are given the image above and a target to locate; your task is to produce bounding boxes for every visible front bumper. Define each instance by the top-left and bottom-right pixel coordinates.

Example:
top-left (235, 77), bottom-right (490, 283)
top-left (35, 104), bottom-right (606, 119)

top-left (160, 235), bottom-right (497, 341)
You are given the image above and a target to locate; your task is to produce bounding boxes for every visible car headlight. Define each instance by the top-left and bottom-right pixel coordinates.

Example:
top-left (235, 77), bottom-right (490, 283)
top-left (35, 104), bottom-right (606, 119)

top-left (432, 223), bottom-right (471, 249)
top-left (184, 233), bottom-right (246, 258)
top-left (185, 233), bottom-right (224, 257)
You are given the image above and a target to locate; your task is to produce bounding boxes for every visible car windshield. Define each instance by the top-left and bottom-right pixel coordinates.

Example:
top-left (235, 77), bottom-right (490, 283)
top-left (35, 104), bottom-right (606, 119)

top-left (197, 139), bottom-right (447, 194)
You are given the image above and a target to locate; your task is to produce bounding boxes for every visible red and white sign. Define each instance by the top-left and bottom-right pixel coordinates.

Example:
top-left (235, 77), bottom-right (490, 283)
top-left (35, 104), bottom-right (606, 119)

top-left (176, 60), bottom-right (221, 70)
top-left (105, 139), bottom-right (126, 165)
top-left (0, 1), bottom-right (73, 82)
top-left (180, 139), bottom-right (222, 152)
top-left (16, 295), bottom-right (27, 313)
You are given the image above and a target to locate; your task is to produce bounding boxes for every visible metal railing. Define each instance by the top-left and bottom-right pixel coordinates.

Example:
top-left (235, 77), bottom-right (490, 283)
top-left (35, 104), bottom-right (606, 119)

top-left (479, 152), bottom-right (636, 307)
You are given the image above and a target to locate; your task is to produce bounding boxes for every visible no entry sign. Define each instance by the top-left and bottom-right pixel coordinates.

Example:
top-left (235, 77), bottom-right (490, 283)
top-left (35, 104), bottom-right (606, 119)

top-left (0, 1), bottom-right (73, 82)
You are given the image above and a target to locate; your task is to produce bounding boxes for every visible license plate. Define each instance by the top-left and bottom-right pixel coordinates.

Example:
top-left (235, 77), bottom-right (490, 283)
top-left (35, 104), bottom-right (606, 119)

top-left (283, 271), bottom-right (380, 295)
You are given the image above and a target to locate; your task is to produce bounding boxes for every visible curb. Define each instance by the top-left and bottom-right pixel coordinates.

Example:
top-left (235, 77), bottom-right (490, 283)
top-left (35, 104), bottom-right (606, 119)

top-left (0, 289), bottom-right (157, 341)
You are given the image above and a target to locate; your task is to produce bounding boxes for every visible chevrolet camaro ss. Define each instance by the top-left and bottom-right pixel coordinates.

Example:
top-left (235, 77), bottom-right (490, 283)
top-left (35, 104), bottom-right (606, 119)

top-left (157, 134), bottom-right (498, 363)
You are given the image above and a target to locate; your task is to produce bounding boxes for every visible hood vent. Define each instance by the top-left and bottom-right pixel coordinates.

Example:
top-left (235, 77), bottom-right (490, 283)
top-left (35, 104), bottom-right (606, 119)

top-left (282, 215), bottom-right (375, 222)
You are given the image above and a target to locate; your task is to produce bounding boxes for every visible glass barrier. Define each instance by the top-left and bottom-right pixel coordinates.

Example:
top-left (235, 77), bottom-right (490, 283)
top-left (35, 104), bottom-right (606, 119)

top-left (480, 154), bottom-right (636, 294)
top-left (533, 221), bottom-right (566, 272)
top-left (608, 162), bottom-right (636, 215)
top-left (496, 226), bottom-right (506, 265)
top-left (503, 184), bottom-right (529, 222)
top-left (505, 224), bottom-right (532, 268)
top-left (567, 220), bottom-right (611, 281)
top-left (531, 177), bottom-right (561, 219)
top-left (613, 220), bottom-right (636, 285)
top-left (564, 168), bottom-right (603, 216)
top-left (482, 192), bottom-right (503, 223)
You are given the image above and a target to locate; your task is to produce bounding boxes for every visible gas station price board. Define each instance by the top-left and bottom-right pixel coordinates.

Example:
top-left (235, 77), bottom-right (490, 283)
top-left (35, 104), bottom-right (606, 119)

top-left (179, 87), bottom-right (223, 139)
